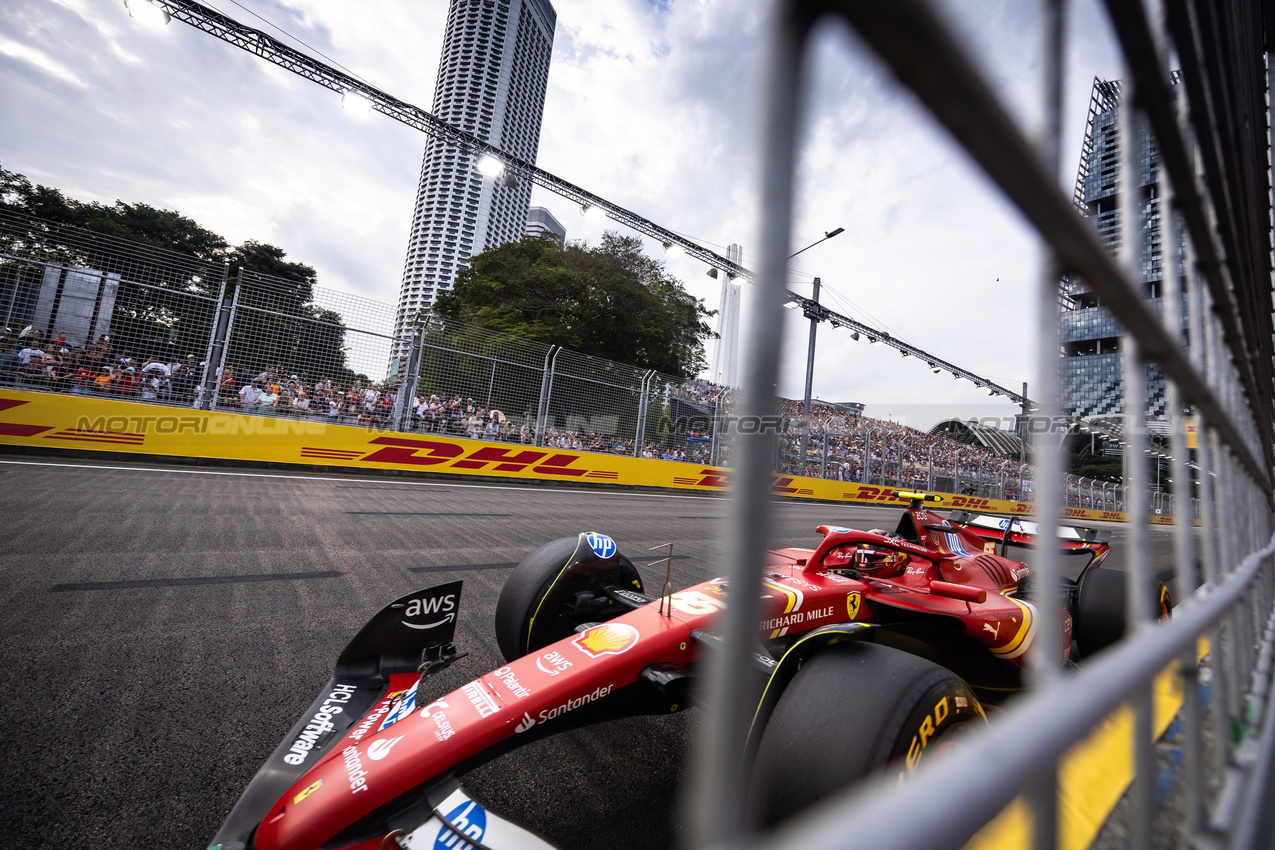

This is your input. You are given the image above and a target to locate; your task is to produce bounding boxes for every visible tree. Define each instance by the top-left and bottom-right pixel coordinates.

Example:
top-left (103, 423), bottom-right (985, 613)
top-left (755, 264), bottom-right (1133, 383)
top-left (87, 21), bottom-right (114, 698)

top-left (434, 232), bottom-right (716, 378)
top-left (0, 166), bottom-right (365, 383)
top-left (1, 166), bottom-right (229, 264)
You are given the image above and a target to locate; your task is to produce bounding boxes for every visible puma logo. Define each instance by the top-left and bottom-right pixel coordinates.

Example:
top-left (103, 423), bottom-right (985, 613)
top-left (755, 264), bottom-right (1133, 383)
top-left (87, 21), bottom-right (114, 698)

top-left (983, 622), bottom-right (1001, 640)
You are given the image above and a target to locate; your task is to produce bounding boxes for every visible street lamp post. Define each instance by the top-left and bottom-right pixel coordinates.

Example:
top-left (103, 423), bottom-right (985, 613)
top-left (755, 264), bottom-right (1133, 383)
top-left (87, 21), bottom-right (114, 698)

top-left (792, 228), bottom-right (843, 476)
top-left (799, 277), bottom-right (821, 475)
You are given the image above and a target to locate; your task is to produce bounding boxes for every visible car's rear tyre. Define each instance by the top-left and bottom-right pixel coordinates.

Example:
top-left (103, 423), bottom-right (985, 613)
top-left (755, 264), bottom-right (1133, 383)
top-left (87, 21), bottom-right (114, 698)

top-left (1074, 568), bottom-right (1173, 658)
top-left (748, 641), bottom-right (984, 828)
top-left (494, 533), bottom-right (643, 662)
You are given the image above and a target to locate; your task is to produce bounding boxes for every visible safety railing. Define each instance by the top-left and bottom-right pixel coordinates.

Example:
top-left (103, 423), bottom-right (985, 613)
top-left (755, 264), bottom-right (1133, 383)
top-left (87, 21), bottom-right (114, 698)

top-left (693, 3), bottom-right (1274, 850)
top-left (3, 208), bottom-right (1050, 479)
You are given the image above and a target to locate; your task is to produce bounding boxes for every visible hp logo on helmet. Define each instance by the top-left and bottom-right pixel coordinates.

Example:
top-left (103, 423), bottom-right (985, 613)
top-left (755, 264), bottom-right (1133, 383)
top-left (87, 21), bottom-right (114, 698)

top-left (586, 532), bottom-right (616, 559)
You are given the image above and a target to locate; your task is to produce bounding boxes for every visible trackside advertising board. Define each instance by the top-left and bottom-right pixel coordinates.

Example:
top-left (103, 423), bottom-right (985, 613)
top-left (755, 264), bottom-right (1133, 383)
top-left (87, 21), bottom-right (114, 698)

top-left (0, 390), bottom-right (1169, 522)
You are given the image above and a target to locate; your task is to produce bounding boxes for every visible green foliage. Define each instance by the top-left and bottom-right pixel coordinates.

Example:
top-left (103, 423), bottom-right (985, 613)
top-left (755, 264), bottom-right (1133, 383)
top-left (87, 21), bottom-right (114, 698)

top-left (1070, 457), bottom-right (1124, 481)
top-left (1, 168), bottom-right (229, 263)
top-left (434, 232), bottom-right (715, 378)
top-left (1, 166), bottom-right (363, 383)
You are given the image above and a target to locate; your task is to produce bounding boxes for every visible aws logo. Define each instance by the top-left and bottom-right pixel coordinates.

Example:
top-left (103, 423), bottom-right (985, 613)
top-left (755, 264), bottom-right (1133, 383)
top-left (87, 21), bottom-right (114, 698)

top-left (401, 591), bottom-right (457, 630)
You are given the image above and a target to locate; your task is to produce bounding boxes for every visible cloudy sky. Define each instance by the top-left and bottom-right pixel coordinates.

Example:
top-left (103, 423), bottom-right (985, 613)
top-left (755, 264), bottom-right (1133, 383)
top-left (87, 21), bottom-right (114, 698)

top-left (2, 0), bottom-right (1124, 429)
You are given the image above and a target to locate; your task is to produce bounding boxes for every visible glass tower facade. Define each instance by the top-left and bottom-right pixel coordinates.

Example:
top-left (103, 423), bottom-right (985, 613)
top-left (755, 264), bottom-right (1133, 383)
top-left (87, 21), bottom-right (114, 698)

top-left (1060, 76), bottom-right (1186, 422)
top-left (392, 0), bottom-right (556, 358)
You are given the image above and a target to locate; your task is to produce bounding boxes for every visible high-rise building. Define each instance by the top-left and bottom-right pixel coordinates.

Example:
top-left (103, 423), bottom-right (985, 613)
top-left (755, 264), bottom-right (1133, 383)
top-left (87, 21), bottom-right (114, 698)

top-left (1060, 76), bottom-right (1185, 423)
top-left (392, 0), bottom-right (557, 358)
top-left (525, 205), bottom-right (565, 243)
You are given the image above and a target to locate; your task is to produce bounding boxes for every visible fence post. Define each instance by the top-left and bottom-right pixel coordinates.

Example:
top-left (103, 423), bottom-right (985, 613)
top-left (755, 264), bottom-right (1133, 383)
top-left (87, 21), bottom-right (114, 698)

top-left (633, 370), bottom-right (654, 457)
top-left (535, 346), bottom-right (558, 447)
top-left (393, 323), bottom-right (425, 432)
top-left (710, 395), bottom-right (723, 467)
top-left (821, 427), bottom-right (828, 479)
top-left (196, 262), bottom-right (232, 410)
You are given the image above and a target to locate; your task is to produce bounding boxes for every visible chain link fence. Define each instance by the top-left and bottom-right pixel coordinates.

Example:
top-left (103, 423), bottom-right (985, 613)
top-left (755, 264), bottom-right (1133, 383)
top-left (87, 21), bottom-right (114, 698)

top-left (0, 208), bottom-right (1120, 510)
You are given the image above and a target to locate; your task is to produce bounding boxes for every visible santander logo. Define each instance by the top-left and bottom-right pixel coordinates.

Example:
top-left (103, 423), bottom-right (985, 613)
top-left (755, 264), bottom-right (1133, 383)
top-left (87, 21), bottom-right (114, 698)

top-left (515, 712), bottom-right (536, 733)
top-left (367, 736), bottom-right (403, 761)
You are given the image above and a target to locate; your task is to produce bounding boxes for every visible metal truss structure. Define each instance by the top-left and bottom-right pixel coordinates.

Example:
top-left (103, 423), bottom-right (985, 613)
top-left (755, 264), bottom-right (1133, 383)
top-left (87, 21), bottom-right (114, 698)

top-left (144, 0), bottom-right (1039, 409)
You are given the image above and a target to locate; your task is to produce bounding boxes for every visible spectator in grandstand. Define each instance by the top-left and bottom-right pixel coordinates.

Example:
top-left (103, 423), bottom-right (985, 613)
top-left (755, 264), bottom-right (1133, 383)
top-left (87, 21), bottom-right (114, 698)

top-left (141, 357), bottom-right (171, 378)
top-left (217, 366), bottom-right (237, 405)
top-left (258, 384), bottom-right (279, 409)
top-left (171, 362), bottom-right (197, 402)
top-left (17, 340), bottom-right (44, 366)
top-left (70, 361), bottom-right (99, 393)
top-left (114, 366), bottom-right (139, 395)
top-left (239, 379), bottom-right (263, 409)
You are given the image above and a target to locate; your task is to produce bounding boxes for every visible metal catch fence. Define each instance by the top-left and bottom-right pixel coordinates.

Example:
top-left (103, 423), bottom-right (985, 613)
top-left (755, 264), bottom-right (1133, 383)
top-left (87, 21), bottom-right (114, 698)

top-left (691, 3), bottom-right (1275, 850)
top-left (3, 207), bottom-right (1064, 488)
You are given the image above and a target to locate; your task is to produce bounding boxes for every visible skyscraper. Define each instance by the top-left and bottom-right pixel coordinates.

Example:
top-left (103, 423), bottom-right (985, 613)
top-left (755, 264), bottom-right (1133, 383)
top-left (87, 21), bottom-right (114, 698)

top-left (525, 205), bottom-right (566, 243)
top-left (392, 0), bottom-right (557, 357)
top-left (1060, 76), bottom-right (1184, 423)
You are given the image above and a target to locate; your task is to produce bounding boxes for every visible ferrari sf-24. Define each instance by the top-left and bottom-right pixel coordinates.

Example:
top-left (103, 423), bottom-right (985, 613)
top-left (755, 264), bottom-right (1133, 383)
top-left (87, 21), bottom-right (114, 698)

top-left (208, 491), bottom-right (1167, 850)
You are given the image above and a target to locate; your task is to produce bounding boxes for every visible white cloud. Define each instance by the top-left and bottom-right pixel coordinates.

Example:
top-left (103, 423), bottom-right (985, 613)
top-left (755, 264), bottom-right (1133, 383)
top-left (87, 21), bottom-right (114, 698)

top-left (0, 0), bottom-right (1121, 414)
top-left (0, 35), bottom-right (87, 88)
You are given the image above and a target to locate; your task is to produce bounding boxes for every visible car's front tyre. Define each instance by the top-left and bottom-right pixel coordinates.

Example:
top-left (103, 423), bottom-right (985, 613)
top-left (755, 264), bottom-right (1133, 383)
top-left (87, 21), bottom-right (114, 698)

top-left (494, 533), bottom-right (643, 662)
top-left (748, 641), bottom-right (984, 828)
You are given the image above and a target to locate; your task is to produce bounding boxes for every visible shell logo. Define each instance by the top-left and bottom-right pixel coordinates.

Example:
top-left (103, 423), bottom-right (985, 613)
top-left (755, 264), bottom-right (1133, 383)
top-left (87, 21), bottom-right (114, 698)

top-left (572, 623), bottom-right (640, 658)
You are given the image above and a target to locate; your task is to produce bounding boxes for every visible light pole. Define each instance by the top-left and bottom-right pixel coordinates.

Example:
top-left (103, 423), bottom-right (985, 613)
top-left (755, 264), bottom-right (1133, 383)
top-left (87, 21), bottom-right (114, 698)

top-left (794, 227), bottom-right (844, 475)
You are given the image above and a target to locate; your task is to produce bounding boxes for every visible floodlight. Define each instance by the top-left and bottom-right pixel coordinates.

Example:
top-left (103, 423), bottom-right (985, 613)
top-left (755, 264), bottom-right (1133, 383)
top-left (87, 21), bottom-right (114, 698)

top-left (477, 155), bottom-right (506, 178)
top-left (930, 364), bottom-right (941, 373)
top-left (124, 0), bottom-right (171, 28)
top-left (868, 335), bottom-right (879, 344)
top-left (664, 242), bottom-right (685, 257)
top-left (581, 204), bottom-right (607, 222)
top-left (343, 91), bottom-right (373, 118)
top-left (850, 331), bottom-right (860, 341)
top-left (707, 268), bottom-right (719, 279)
top-left (783, 301), bottom-right (801, 310)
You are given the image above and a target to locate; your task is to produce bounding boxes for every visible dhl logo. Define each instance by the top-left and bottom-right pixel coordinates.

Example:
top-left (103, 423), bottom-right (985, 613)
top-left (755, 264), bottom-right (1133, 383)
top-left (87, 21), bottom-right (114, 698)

top-left (1064, 507), bottom-right (1125, 521)
top-left (671, 469), bottom-right (807, 492)
top-left (844, 485), bottom-right (908, 503)
top-left (842, 486), bottom-right (997, 510)
top-left (350, 437), bottom-right (594, 477)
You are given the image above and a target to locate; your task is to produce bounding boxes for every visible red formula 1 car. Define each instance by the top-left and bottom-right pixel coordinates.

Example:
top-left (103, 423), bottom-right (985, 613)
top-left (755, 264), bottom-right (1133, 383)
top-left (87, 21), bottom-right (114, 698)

top-left (209, 492), bottom-right (1168, 850)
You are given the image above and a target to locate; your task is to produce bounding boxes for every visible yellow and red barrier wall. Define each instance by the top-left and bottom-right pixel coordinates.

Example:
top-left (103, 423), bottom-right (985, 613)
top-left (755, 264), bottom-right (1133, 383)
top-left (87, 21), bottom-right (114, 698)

top-left (0, 389), bottom-right (1169, 522)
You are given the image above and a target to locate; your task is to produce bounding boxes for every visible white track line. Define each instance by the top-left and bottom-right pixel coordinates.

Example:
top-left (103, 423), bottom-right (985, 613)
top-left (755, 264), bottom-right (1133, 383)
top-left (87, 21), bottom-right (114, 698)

top-left (2, 457), bottom-right (864, 506)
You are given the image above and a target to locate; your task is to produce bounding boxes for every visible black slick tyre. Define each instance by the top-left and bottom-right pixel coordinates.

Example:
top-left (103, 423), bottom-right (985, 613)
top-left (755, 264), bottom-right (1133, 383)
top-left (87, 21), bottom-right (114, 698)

top-left (749, 641), bottom-right (983, 828)
top-left (494, 533), bottom-right (642, 662)
top-left (1074, 568), bottom-right (1173, 658)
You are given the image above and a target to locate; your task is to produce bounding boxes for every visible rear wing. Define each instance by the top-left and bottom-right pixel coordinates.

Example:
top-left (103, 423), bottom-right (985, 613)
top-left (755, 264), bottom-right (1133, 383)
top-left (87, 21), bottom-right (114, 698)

top-left (945, 510), bottom-right (1111, 550)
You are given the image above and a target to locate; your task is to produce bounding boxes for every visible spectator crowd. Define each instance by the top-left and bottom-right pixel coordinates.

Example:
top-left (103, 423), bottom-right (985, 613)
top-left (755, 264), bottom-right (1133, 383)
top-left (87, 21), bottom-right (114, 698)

top-left (3, 326), bottom-right (1029, 495)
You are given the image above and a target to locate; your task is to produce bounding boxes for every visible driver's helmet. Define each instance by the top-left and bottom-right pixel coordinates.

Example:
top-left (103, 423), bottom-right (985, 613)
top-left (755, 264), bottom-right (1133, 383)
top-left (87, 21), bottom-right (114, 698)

top-left (851, 544), bottom-right (909, 578)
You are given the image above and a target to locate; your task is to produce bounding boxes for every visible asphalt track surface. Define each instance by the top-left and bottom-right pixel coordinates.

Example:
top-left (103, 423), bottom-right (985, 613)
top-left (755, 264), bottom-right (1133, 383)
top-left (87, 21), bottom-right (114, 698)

top-left (0, 458), bottom-right (1174, 850)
